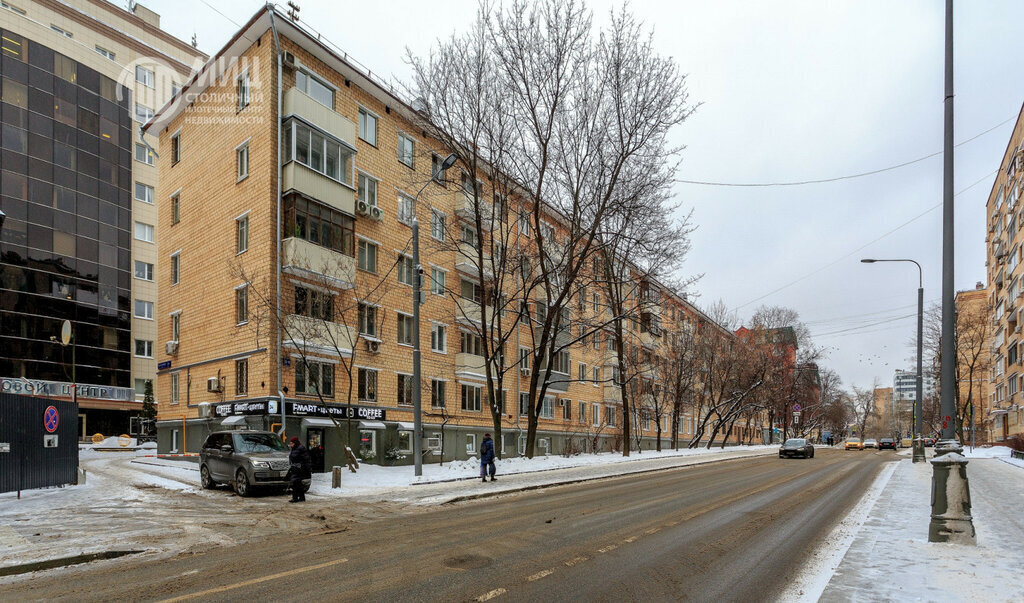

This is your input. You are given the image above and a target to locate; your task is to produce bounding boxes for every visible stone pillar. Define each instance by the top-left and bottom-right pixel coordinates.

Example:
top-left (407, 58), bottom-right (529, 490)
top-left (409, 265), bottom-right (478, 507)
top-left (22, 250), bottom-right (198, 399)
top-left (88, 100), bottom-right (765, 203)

top-left (928, 452), bottom-right (975, 544)
top-left (912, 437), bottom-right (926, 463)
top-left (331, 466), bottom-right (342, 489)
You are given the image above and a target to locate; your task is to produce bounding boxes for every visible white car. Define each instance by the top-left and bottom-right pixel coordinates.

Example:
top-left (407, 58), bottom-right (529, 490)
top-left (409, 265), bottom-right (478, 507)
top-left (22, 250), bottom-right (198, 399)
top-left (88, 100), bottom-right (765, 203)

top-left (862, 438), bottom-right (878, 449)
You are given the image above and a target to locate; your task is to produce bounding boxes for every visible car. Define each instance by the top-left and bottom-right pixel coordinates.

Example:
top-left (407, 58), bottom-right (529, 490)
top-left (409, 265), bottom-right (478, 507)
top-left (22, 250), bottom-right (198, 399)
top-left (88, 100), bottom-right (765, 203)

top-left (878, 438), bottom-right (897, 450)
top-left (924, 437), bottom-right (936, 447)
top-left (199, 430), bottom-right (310, 497)
top-left (901, 437), bottom-right (913, 448)
top-left (862, 439), bottom-right (878, 449)
top-left (844, 439), bottom-right (863, 450)
top-left (779, 438), bottom-right (815, 459)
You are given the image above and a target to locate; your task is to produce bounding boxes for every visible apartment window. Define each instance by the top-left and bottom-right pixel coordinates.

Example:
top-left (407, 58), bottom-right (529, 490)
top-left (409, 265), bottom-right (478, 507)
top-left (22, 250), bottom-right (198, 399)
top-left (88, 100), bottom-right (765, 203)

top-left (592, 293), bottom-right (600, 313)
top-left (170, 253), bottom-right (180, 285)
top-left (134, 261), bottom-right (154, 281)
top-left (95, 46), bottom-right (115, 61)
top-left (461, 226), bottom-right (478, 250)
top-left (358, 368), bottom-right (377, 402)
top-left (135, 104), bottom-right (154, 123)
top-left (397, 313), bottom-right (413, 346)
top-left (134, 182), bottom-right (154, 204)
top-left (607, 406), bottom-right (617, 427)
top-left (237, 71), bottom-right (250, 110)
top-left (592, 403), bottom-right (600, 426)
top-left (519, 393), bottom-right (530, 417)
top-left (283, 119), bottom-right (352, 182)
top-left (431, 379), bottom-right (446, 408)
top-left (431, 323), bottom-right (447, 353)
top-left (461, 331), bottom-right (483, 356)
top-left (171, 194), bottom-right (180, 225)
top-left (170, 131), bottom-right (181, 164)
top-left (134, 300), bottom-right (154, 320)
top-left (562, 398), bottom-right (572, 420)
top-left (50, 24), bottom-right (73, 37)
top-left (461, 384), bottom-right (482, 412)
top-left (171, 313), bottom-right (180, 342)
top-left (578, 363), bottom-right (586, 383)
top-left (431, 268), bottom-right (446, 296)
top-left (397, 132), bottom-right (415, 167)
top-left (553, 350), bottom-right (570, 374)
top-left (519, 348), bottom-right (531, 371)
top-left (397, 374), bottom-right (413, 406)
top-left (170, 373), bottom-right (180, 404)
top-left (431, 154), bottom-right (449, 185)
top-left (135, 65), bottom-right (155, 88)
top-left (431, 210), bottom-right (445, 241)
top-left (135, 143), bottom-right (154, 165)
top-left (236, 359), bottom-right (249, 395)
top-left (592, 366), bottom-right (600, 385)
top-left (460, 278), bottom-right (483, 303)
top-left (296, 69), bottom-right (333, 108)
top-left (236, 214), bottom-right (249, 253)
top-left (296, 359), bottom-right (334, 397)
top-left (518, 210), bottom-right (531, 236)
top-left (358, 107), bottom-right (377, 145)
top-left (358, 303), bottom-right (377, 337)
top-left (357, 240), bottom-right (378, 273)
top-left (397, 254), bottom-right (414, 285)
top-left (283, 194), bottom-right (355, 256)
top-left (358, 173), bottom-right (378, 207)
top-left (134, 379), bottom-right (151, 397)
top-left (134, 339), bottom-right (153, 358)
top-left (295, 286), bottom-right (333, 320)
top-left (397, 194), bottom-right (415, 225)
top-left (236, 285), bottom-right (249, 324)
top-left (171, 82), bottom-right (181, 96)
top-left (134, 222), bottom-right (154, 243)
top-left (579, 401), bottom-right (586, 424)
top-left (540, 396), bottom-right (555, 419)
top-left (237, 143), bottom-right (249, 180)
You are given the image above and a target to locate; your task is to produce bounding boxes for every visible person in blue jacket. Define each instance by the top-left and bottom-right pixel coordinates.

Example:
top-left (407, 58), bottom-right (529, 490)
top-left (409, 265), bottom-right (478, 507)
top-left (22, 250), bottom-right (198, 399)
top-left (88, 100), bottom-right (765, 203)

top-left (479, 433), bottom-right (496, 482)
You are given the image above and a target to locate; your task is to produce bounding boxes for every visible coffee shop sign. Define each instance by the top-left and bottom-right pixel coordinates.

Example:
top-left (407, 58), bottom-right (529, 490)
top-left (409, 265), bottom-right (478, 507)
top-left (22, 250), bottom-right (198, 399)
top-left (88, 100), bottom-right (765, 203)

top-left (0, 378), bottom-right (136, 402)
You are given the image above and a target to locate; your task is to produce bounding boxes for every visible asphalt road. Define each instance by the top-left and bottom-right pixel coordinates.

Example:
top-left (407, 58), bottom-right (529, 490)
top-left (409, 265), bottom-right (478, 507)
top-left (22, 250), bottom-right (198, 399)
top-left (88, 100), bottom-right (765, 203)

top-left (1, 449), bottom-right (895, 602)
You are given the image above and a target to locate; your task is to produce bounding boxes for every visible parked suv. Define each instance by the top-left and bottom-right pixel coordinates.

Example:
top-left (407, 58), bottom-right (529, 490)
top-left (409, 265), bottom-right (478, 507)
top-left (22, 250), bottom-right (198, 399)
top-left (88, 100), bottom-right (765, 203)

top-left (199, 430), bottom-right (310, 497)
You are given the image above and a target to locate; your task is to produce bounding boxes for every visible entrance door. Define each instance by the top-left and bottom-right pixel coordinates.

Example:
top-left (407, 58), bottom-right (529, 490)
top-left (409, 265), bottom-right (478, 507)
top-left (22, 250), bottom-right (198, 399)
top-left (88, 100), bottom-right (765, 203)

top-left (307, 429), bottom-right (325, 473)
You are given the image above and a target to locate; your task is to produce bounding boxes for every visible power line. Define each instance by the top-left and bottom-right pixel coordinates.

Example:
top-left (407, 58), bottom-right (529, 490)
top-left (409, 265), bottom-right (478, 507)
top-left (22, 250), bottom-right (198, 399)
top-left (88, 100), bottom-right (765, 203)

top-left (803, 298), bottom-right (940, 327)
top-left (677, 116), bottom-right (1014, 187)
top-left (809, 312), bottom-right (917, 338)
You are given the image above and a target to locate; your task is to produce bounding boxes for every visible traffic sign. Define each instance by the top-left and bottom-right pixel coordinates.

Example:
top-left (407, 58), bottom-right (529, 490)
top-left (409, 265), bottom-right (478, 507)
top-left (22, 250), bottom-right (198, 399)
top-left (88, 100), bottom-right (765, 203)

top-left (43, 406), bottom-right (59, 433)
top-left (793, 403), bottom-right (802, 412)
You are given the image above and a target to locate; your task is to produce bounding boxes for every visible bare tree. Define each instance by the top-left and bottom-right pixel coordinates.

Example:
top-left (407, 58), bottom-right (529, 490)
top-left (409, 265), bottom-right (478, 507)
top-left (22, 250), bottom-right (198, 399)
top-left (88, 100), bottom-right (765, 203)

top-left (850, 381), bottom-right (878, 441)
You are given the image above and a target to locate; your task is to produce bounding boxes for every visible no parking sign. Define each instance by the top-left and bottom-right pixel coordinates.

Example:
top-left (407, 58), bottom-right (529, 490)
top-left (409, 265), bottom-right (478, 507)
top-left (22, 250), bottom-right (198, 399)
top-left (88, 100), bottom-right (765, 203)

top-left (43, 406), bottom-right (59, 433)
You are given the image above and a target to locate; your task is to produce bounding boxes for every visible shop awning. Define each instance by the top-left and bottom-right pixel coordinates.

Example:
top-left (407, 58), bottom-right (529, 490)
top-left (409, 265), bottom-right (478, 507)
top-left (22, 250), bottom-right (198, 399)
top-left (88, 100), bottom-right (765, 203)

top-left (396, 422), bottom-right (416, 430)
top-left (301, 418), bottom-right (336, 428)
top-left (221, 416), bottom-right (247, 425)
top-left (359, 420), bottom-right (386, 429)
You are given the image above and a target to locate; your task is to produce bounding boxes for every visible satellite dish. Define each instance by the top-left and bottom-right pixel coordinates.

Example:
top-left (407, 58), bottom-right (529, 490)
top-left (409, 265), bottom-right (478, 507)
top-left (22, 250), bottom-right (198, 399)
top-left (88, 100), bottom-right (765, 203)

top-left (61, 320), bottom-right (72, 346)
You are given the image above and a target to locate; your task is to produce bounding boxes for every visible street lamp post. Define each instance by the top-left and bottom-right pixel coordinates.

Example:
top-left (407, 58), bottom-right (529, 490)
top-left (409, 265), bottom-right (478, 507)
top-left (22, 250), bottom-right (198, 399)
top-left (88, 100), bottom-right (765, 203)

top-left (411, 153), bottom-right (457, 478)
top-left (861, 258), bottom-right (925, 463)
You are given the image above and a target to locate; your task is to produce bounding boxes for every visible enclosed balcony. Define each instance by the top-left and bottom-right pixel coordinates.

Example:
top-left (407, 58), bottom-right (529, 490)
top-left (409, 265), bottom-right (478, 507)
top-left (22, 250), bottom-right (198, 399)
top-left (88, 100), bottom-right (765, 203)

top-left (282, 314), bottom-right (355, 357)
top-left (604, 385), bottom-right (622, 402)
top-left (282, 236), bottom-right (356, 289)
top-left (454, 242), bottom-right (493, 279)
top-left (284, 87), bottom-right (356, 146)
top-left (455, 352), bottom-right (486, 379)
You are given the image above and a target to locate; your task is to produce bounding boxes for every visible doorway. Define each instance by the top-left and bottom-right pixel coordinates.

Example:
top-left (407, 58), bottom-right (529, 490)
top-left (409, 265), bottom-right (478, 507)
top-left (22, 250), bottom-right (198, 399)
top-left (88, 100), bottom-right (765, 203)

top-left (307, 428), bottom-right (325, 473)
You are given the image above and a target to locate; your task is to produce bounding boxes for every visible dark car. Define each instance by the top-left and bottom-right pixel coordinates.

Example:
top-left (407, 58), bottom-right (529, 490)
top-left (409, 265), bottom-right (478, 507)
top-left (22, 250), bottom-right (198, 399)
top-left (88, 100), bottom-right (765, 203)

top-left (779, 438), bottom-right (815, 459)
top-left (878, 438), bottom-right (897, 450)
top-left (199, 430), bottom-right (310, 497)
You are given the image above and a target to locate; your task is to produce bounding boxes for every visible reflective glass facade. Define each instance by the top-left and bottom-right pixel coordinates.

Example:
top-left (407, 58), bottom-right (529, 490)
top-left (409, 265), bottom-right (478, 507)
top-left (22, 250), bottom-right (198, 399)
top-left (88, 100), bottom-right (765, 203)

top-left (0, 31), bottom-right (132, 388)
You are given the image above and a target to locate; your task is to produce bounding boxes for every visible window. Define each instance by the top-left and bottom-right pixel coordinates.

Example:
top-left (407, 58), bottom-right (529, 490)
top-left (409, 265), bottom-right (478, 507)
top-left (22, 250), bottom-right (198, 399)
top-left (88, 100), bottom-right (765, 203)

top-left (134, 261), bottom-right (154, 281)
top-left (296, 69), bottom-right (333, 108)
top-left (397, 254), bottom-right (414, 285)
top-left (134, 379), bottom-right (151, 397)
top-left (50, 24), bottom-right (73, 38)
top-left (461, 226), bottom-right (478, 250)
top-left (398, 194), bottom-right (415, 225)
top-left (607, 406), bottom-right (617, 427)
top-left (358, 368), bottom-right (377, 402)
top-left (465, 433), bottom-right (478, 456)
top-left (461, 384), bottom-right (482, 412)
top-left (358, 173), bottom-right (378, 207)
top-left (397, 132), bottom-right (415, 167)
top-left (431, 323), bottom-right (447, 353)
top-left (283, 119), bottom-right (352, 182)
top-left (553, 350), bottom-right (570, 374)
top-left (135, 143), bottom-right (155, 165)
top-left (578, 401), bottom-right (586, 424)
top-left (460, 278), bottom-right (483, 303)
top-left (592, 403), bottom-right (600, 427)
top-left (294, 287), bottom-right (333, 320)
top-left (170, 373), bottom-right (180, 404)
top-left (593, 366), bottom-right (600, 385)
top-left (171, 313), bottom-right (180, 342)
top-left (562, 398), bottom-right (571, 420)
top-left (358, 303), bottom-right (377, 337)
top-left (397, 374), bottom-right (413, 406)
top-left (171, 194), bottom-right (180, 225)
top-left (359, 430), bottom-right (376, 457)
top-left (171, 132), bottom-right (181, 164)
top-left (397, 430), bottom-right (413, 454)
top-left (134, 300), bottom-right (154, 319)
top-left (296, 359), bottom-right (334, 397)
top-left (236, 359), bottom-right (248, 395)
top-left (237, 71), bottom-right (250, 110)
top-left (358, 107), bottom-right (377, 145)
top-left (236, 285), bottom-right (249, 324)
top-left (540, 396), bottom-right (555, 419)
top-left (283, 194), bottom-right (355, 256)
top-left (519, 348), bottom-right (531, 371)
top-left (135, 104), bottom-right (154, 123)
top-left (134, 339), bottom-right (153, 358)
top-left (134, 222), bottom-right (154, 243)
top-left (237, 143), bottom-right (249, 180)
top-left (520, 393), bottom-right (530, 417)
top-left (431, 380), bottom-right (446, 408)
top-left (431, 154), bottom-right (449, 185)
top-left (397, 313), bottom-right (413, 346)
top-left (578, 363), bottom-right (586, 383)
top-left (95, 46), bottom-right (115, 61)
top-left (461, 331), bottom-right (483, 356)
top-left (431, 268), bottom-right (446, 296)
top-left (170, 253), bottom-right (180, 285)
top-left (134, 182), bottom-right (154, 204)
top-left (236, 214), bottom-right (249, 253)
top-left (431, 209), bottom-right (445, 241)
top-left (357, 240), bottom-right (378, 273)
top-left (136, 65), bottom-right (155, 88)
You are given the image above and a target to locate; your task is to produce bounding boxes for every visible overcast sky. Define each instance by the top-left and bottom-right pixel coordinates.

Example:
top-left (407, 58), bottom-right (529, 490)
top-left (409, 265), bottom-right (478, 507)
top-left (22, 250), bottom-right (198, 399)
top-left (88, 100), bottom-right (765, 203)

top-left (147, 0), bottom-right (1023, 392)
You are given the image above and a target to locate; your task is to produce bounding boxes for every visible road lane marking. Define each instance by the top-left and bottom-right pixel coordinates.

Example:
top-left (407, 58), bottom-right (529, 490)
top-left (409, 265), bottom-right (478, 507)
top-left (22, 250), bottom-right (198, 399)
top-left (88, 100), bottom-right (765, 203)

top-left (527, 569), bottom-right (554, 581)
top-left (564, 556), bottom-right (588, 567)
top-left (159, 557), bottom-right (348, 602)
top-left (477, 588), bottom-right (507, 601)
top-left (597, 544), bottom-right (618, 553)
top-left (623, 536), bottom-right (638, 543)
top-left (645, 527), bottom-right (660, 535)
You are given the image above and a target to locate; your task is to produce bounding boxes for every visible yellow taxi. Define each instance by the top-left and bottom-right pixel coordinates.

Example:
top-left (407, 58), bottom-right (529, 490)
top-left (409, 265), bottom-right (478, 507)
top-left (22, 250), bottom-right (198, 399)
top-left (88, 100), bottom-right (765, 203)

top-left (844, 439), bottom-right (863, 450)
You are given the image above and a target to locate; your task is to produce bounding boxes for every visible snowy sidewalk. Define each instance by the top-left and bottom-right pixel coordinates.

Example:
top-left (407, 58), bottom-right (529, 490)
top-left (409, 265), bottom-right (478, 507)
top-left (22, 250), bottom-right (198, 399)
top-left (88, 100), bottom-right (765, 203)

top-left (817, 448), bottom-right (1024, 602)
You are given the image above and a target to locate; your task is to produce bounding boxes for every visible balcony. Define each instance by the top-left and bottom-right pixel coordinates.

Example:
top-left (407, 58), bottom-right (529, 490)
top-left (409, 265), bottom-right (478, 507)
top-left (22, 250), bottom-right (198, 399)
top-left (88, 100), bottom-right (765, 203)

top-left (281, 237), bottom-right (356, 289)
top-left (543, 371), bottom-right (570, 393)
top-left (283, 162), bottom-right (355, 216)
top-left (454, 192), bottom-right (495, 229)
top-left (639, 329), bottom-right (660, 350)
top-left (282, 314), bottom-right (355, 357)
top-left (454, 242), bottom-right (493, 279)
top-left (284, 87), bottom-right (357, 146)
top-left (455, 352), bottom-right (486, 380)
top-left (454, 300), bottom-right (500, 328)
top-left (604, 385), bottom-right (621, 402)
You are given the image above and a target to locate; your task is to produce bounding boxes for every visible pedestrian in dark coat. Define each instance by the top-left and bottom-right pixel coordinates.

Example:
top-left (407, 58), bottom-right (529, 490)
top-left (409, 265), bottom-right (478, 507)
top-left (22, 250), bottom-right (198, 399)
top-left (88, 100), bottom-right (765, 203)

top-left (287, 436), bottom-right (312, 502)
top-left (479, 433), bottom-right (496, 482)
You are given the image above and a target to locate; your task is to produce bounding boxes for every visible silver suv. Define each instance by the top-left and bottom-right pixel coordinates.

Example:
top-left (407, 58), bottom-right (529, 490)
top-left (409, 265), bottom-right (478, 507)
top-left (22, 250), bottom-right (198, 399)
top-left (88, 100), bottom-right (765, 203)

top-left (199, 431), bottom-right (310, 497)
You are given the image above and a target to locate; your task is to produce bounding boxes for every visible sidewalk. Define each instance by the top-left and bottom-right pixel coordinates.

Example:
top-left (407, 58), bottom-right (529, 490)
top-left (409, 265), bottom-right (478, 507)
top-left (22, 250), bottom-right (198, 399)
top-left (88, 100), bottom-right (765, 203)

top-left (816, 449), bottom-right (1024, 602)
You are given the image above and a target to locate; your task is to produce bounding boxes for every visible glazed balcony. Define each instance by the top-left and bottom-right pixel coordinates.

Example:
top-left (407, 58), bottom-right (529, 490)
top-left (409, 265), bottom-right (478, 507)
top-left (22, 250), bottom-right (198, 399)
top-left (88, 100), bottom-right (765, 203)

top-left (281, 237), bottom-right (356, 289)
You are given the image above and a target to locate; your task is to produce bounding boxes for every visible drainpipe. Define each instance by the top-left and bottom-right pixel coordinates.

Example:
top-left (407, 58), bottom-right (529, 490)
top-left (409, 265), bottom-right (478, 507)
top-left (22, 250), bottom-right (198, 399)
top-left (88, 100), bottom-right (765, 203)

top-left (269, 7), bottom-right (284, 409)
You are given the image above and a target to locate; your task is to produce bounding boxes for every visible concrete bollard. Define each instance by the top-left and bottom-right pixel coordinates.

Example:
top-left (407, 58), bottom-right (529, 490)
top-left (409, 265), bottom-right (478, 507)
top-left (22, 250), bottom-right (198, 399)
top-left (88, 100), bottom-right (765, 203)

top-left (912, 437), bottom-right (926, 463)
top-left (77, 467), bottom-right (87, 485)
top-left (928, 452), bottom-right (976, 544)
top-left (332, 466), bottom-right (342, 489)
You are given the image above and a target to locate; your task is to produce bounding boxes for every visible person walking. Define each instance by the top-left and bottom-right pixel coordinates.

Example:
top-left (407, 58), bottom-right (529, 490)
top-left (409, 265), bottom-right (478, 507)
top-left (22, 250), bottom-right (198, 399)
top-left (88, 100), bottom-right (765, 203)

top-left (479, 433), bottom-right (496, 482)
top-left (287, 436), bottom-right (312, 502)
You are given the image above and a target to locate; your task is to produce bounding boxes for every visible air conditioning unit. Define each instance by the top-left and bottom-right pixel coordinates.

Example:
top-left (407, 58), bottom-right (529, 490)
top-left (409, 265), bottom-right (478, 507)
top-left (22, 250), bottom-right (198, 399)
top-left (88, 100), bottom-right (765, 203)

top-left (520, 367), bottom-right (531, 377)
top-left (282, 51), bottom-right (296, 69)
top-left (366, 339), bottom-right (381, 354)
top-left (356, 200), bottom-right (371, 216)
top-left (165, 341), bottom-right (178, 356)
top-left (369, 206), bottom-right (384, 221)
top-left (207, 377), bottom-right (222, 393)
